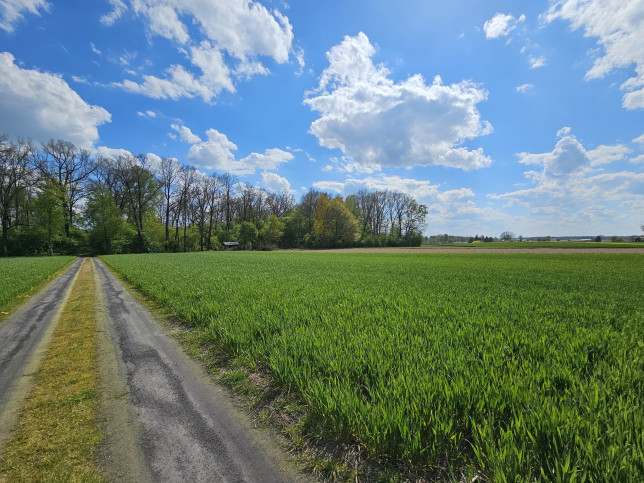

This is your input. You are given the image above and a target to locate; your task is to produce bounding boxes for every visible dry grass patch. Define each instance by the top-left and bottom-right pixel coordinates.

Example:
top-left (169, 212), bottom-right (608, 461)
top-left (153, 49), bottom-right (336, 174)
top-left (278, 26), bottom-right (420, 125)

top-left (0, 259), bottom-right (103, 482)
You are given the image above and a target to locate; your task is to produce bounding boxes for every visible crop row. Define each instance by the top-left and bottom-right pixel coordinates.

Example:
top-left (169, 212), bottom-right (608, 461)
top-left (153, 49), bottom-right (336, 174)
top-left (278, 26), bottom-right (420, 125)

top-left (0, 256), bottom-right (75, 314)
top-left (102, 251), bottom-right (644, 480)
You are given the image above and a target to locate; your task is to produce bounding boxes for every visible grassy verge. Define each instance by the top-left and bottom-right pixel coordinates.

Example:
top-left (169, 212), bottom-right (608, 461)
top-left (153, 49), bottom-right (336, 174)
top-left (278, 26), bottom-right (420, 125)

top-left (0, 256), bottom-right (76, 322)
top-left (0, 258), bottom-right (103, 482)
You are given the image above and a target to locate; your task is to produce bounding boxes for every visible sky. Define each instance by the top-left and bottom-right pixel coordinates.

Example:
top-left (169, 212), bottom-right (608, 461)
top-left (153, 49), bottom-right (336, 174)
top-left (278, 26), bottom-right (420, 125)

top-left (1, 0), bottom-right (643, 237)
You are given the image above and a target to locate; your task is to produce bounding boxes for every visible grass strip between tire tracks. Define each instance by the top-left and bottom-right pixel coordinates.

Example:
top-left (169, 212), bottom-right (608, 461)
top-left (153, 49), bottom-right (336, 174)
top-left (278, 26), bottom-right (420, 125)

top-left (0, 258), bottom-right (103, 482)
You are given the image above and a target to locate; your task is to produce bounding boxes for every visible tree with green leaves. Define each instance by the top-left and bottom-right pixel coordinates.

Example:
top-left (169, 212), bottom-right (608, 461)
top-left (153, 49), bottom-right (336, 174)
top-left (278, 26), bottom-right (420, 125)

top-left (314, 194), bottom-right (358, 247)
top-left (34, 176), bottom-right (65, 256)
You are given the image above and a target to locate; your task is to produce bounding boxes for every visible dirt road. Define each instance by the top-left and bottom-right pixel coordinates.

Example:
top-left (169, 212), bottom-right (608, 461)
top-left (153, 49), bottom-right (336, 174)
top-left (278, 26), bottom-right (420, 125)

top-left (93, 259), bottom-right (305, 482)
top-left (1, 259), bottom-right (307, 482)
top-left (0, 258), bottom-right (82, 450)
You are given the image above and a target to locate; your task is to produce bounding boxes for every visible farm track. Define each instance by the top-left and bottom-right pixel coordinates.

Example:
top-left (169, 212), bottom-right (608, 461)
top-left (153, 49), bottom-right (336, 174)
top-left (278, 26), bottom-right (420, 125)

top-left (1, 259), bottom-right (307, 482)
top-left (94, 258), bottom-right (305, 482)
top-left (0, 258), bottom-right (82, 453)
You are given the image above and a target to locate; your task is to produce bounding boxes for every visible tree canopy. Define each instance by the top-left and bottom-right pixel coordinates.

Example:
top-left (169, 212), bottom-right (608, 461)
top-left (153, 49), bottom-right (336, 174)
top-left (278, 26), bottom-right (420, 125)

top-left (0, 135), bottom-right (428, 256)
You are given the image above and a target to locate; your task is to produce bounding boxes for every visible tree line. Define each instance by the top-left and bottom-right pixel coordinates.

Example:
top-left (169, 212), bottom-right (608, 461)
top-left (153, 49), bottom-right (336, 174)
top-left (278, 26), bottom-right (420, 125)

top-left (0, 136), bottom-right (427, 256)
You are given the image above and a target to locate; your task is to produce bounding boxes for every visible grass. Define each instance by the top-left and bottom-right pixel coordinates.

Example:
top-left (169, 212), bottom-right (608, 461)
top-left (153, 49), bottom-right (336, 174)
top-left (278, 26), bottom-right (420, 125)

top-left (0, 258), bottom-right (104, 482)
top-left (433, 241), bottom-right (644, 249)
top-left (0, 256), bottom-right (75, 319)
top-left (101, 251), bottom-right (644, 481)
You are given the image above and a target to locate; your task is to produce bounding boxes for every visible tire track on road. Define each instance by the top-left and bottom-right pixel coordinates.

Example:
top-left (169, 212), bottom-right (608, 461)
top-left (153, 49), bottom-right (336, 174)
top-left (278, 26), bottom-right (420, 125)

top-left (0, 258), bottom-right (82, 454)
top-left (95, 258), bottom-right (308, 482)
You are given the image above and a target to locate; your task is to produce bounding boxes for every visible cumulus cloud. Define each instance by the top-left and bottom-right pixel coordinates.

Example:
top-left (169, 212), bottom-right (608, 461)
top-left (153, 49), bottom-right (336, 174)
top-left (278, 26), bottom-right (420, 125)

top-left (261, 171), bottom-right (291, 192)
top-left (175, 124), bottom-right (294, 175)
top-left (544, 0), bottom-right (644, 109)
top-left (114, 62), bottom-right (232, 103)
top-left (0, 52), bottom-right (111, 148)
top-left (170, 124), bottom-right (201, 144)
top-left (304, 32), bottom-right (492, 172)
top-left (483, 12), bottom-right (526, 39)
top-left (106, 0), bottom-right (296, 101)
top-left (0, 0), bottom-right (48, 32)
top-left (493, 129), bottom-right (644, 232)
top-left (92, 145), bottom-right (133, 159)
top-left (516, 83), bottom-right (534, 93)
top-left (633, 133), bottom-right (644, 144)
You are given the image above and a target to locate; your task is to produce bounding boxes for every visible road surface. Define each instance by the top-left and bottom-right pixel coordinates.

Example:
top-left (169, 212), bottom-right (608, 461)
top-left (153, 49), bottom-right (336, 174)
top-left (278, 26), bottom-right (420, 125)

top-left (0, 258), bottom-right (82, 450)
top-left (1, 258), bottom-right (308, 482)
top-left (94, 258), bottom-right (305, 482)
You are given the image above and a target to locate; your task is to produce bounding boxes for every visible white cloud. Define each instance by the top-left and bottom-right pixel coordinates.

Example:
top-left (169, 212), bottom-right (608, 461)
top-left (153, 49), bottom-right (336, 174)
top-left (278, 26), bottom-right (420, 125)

top-left (0, 0), bottom-right (48, 32)
top-left (529, 55), bottom-right (547, 69)
top-left (587, 144), bottom-right (630, 166)
top-left (0, 52), bottom-right (111, 148)
top-left (304, 32), bottom-right (492, 172)
top-left (178, 125), bottom-right (294, 175)
top-left (108, 0), bottom-right (296, 101)
top-left (494, 131), bottom-right (644, 233)
top-left (544, 0), bottom-right (644, 109)
top-left (170, 124), bottom-right (201, 144)
top-left (114, 64), bottom-right (225, 102)
top-left (633, 133), bottom-right (644, 144)
top-left (90, 42), bottom-right (102, 55)
top-left (630, 154), bottom-right (644, 163)
top-left (261, 171), bottom-right (291, 192)
top-left (483, 12), bottom-right (526, 39)
top-left (516, 83), bottom-right (534, 93)
top-left (100, 0), bottom-right (127, 26)
top-left (234, 60), bottom-right (270, 80)
top-left (92, 145), bottom-right (132, 159)
top-left (557, 126), bottom-right (572, 137)
top-left (137, 110), bottom-right (156, 118)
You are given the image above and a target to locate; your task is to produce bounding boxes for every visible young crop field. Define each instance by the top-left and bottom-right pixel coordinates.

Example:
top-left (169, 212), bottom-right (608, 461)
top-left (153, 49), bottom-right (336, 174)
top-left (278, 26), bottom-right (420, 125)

top-left (436, 241), bottom-right (644, 249)
top-left (0, 256), bottom-right (76, 314)
top-left (102, 251), bottom-right (644, 480)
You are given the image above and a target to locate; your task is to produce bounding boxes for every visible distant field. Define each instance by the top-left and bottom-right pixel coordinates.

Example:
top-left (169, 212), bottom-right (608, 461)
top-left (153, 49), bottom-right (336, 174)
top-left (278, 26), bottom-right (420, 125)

top-left (102, 251), bottom-right (644, 480)
top-left (432, 241), bottom-right (644, 249)
top-left (0, 257), bottom-right (76, 314)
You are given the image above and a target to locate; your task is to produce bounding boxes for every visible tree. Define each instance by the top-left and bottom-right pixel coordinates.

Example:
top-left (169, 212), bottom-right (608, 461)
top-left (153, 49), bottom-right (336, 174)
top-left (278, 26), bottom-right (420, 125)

top-left (85, 183), bottom-right (131, 254)
top-left (116, 154), bottom-right (161, 252)
top-left (34, 177), bottom-right (65, 256)
top-left (261, 215), bottom-right (285, 247)
top-left (0, 136), bottom-right (34, 256)
top-left (238, 221), bottom-right (258, 249)
top-left (314, 195), bottom-right (358, 247)
top-left (158, 156), bottom-right (180, 247)
top-left (38, 139), bottom-right (96, 237)
top-left (500, 231), bottom-right (514, 241)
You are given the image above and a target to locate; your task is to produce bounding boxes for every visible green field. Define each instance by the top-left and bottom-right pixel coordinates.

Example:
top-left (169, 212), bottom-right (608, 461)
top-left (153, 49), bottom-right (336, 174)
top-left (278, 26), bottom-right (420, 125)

top-left (102, 251), bottom-right (644, 480)
top-left (433, 241), bottom-right (644, 249)
top-left (0, 256), bottom-right (76, 314)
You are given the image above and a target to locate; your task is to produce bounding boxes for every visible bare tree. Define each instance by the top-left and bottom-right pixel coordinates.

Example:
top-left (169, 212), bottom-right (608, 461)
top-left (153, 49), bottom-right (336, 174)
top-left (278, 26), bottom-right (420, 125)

top-left (115, 154), bottom-right (161, 251)
top-left (220, 172), bottom-right (237, 231)
top-left (159, 157), bottom-right (181, 247)
top-left (38, 139), bottom-right (96, 236)
top-left (267, 190), bottom-right (294, 218)
top-left (0, 136), bottom-right (35, 256)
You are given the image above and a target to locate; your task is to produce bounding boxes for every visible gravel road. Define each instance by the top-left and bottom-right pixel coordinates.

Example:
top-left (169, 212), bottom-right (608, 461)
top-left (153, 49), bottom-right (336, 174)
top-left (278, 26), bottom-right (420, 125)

top-left (94, 259), bottom-right (305, 482)
top-left (0, 258), bottom-right (82, 451)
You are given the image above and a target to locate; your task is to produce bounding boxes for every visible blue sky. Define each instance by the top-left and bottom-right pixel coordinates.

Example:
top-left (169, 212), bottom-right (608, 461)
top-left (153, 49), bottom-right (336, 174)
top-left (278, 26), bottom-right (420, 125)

top-left (1, 0), bottom-right (643, 237)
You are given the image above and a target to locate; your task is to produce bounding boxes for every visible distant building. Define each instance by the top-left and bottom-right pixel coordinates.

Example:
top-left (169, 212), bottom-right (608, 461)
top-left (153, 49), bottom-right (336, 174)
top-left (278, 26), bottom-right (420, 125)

top-left (223, 241), bottom-right (240, 250)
